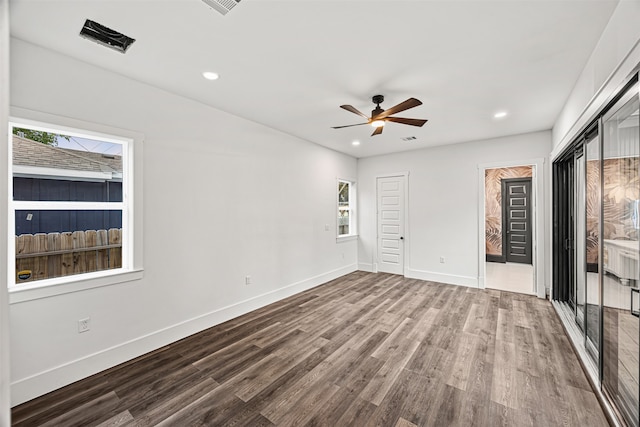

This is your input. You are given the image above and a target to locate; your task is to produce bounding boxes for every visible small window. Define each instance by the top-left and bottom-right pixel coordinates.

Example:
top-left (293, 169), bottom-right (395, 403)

top-left (338, 179), bottom-right (356, 238)
top-left (9, 121), bottom-right (130, 287)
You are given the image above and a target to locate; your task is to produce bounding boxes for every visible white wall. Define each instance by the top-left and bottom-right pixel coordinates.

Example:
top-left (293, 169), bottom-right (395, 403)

top-left (0, 0), bottom-right (11, 424)
top-left (553, 0), bottom-right (640, 155)
top-left (8, 39), bottom-right (358, 405)
top-left (358, 131), bottom-right (551, 290)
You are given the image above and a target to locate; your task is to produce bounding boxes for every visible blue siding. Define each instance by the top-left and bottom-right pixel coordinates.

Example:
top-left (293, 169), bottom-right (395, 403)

top-left (14, 178), bottom-right (122, 234)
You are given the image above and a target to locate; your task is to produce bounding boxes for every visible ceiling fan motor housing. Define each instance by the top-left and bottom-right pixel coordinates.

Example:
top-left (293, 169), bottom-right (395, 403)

top-left (371, 95), bottom-right (385, 118)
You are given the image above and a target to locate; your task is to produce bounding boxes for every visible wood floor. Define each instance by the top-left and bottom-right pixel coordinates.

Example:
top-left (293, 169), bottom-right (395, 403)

top-left (12, 272), bottom-right (609, 426)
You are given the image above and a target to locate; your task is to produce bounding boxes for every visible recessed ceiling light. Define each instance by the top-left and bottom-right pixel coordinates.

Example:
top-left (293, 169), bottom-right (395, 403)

top-left (352, 140), bottom-right (360, 146)
top-left (202, 71), bottom-right (220, 80)
top-left (494, 111), bottom-right (508, 119)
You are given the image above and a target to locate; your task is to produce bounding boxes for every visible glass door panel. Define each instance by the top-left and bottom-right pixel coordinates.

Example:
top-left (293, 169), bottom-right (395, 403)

top-left (602, 82), bottom-right (640, 427)
top-left (585, 133), bottom-right (601, 359)
top-left (576, 151), bottom-right (586, 330)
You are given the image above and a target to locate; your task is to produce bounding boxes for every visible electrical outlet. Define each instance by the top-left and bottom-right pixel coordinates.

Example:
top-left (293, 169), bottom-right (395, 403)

top-left (78, 317), bottom-right (91, 333)
top-left (440, 256), bottom-right (445, 263)
top-left (245, 275), bottom-right (251, 285)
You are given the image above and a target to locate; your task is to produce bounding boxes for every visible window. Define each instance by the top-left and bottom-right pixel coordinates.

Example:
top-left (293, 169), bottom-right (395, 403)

top-left (338, 179), bottom-right (356, 238)
top-left (8, 117), bottom-right (141, 294)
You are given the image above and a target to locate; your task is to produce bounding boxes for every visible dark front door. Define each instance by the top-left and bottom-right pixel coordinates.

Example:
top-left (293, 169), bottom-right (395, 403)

top-left (503, 178), bottom-right (532, 265)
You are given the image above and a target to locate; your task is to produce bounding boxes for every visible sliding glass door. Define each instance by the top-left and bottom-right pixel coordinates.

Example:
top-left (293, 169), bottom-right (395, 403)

top-left (553, 76), bottom-right (640, 427)
top-left (602, 81), bottom-right (640, 427)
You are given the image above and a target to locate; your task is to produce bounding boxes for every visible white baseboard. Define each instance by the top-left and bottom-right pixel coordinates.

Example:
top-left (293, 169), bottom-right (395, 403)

top-left (357, 262), bottom-right (374, 272)
top-left (11, 263), bottom-right (358, 406)
top-left (405, 268), bottom-right (478, 288)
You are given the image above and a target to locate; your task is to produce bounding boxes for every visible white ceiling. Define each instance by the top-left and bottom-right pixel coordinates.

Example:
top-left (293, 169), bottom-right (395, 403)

top-left (9, 0), bottom-right (619, 158)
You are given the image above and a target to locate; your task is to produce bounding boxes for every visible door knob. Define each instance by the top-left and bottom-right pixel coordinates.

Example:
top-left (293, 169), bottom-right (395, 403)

top-left (400, 236), bottom-right (404, 240)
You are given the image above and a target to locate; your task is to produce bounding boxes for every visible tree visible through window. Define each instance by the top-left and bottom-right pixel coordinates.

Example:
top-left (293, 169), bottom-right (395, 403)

top-left (10, 122), bottom-right (128, 285)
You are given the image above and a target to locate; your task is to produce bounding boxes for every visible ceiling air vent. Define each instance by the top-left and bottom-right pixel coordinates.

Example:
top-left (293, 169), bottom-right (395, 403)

top-left (402, 136), bottom-right (417, 141)
top-left (79, 19), bottom-right (136, 54)
top-left (202, 0), bottom-right (241, 15)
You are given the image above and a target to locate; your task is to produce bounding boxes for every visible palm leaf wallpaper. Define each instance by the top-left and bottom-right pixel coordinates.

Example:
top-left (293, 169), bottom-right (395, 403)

top-left (485, 166), bottom-right (533, 257)
top-left (586, 159), bottom-right (600, 265)
top-left (600, 157), bottom-right (640, 251)
top-left (592, 157), bottom-right (640, 264)
top-left (484, 159), bottom-right (637, 261)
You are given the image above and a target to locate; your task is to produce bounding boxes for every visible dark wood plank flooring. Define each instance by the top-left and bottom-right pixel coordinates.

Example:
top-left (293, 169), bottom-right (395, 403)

top-left (11, 272), bottom-right (608, 426)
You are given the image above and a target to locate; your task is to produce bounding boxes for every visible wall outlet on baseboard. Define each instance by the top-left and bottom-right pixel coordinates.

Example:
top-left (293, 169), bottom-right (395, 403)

top-left (245, 275), bottom-right (251, 285)
top-left (440, 256), bottom-right (445, 263)
top-left (78, 318), bottom-right (91, 333)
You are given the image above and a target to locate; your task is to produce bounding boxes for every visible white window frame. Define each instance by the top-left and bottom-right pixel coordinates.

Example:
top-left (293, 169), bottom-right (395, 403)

top-left (337, 178), bottom-right (357, 241)
top-left (7, 110), bottom-right (143, 303)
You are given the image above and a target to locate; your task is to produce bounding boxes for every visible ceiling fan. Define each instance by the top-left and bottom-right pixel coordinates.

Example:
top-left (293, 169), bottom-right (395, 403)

top-left (332, 95), bottom-right (428, 136)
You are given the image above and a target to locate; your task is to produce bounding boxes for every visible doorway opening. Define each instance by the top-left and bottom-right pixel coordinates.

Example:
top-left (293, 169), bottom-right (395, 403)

top-left (484, 165), bottom-right (535, 295)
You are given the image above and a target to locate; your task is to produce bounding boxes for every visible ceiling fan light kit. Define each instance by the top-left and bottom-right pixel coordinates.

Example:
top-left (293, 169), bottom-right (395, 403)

top-left (332, 94), bottom-right (428, 137)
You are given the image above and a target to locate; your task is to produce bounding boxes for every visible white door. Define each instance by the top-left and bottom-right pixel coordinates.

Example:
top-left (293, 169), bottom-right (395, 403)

top-left (377, 175), bottom-right (406, 275)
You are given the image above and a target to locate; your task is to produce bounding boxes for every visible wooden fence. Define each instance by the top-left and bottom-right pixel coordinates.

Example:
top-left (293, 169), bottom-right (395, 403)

top-left (15, 228), bottom-right (122, 283)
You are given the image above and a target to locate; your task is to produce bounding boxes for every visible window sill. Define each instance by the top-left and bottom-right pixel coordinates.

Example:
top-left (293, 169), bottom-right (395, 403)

top-left (9, 268), bottom-right (144, 304)
top-left (337, 235), bottom-right (358, 243)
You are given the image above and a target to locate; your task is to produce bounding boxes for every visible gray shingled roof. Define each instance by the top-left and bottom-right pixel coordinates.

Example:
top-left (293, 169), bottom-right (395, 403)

top-left (12, 135), bottom-right (122, 175)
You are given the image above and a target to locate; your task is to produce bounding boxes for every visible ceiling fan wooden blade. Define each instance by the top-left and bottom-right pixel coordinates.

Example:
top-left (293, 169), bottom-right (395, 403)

top-left (340, 105), bottom-right (369, 119)
top-left (376, 98), bottom-right (422, 119)
top-left (371, 126), bottom-right (384, 136)
top-left (331, 122), bottom-right (369, 129)
top-left (385, 117), bottom-right (428, 127)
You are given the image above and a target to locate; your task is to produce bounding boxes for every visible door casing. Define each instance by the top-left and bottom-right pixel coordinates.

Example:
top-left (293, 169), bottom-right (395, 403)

top-left (478, 159), bottom-right (545, 298)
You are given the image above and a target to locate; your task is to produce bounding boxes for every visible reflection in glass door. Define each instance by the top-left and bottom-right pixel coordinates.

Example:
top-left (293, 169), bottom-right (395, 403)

top-left (602, 82), bottom-right (640, 427)
top-left (585, 133), bottom-right (600, 359)
top-left (576, 151), bottom-right (586, 331)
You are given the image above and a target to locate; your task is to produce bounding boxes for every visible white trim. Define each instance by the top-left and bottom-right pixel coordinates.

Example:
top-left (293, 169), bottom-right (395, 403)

top-left (12, 201), bottom-right (124, 210)
top-left (357, 262), bottom-right (374, 272)
top-left (375, 171), bottom-right (410, 179)
top-left (375, 172), bottom-right (409, 276)
top-left (9, 263), bottom-right (357, 406)
top-left (405, 267), bottom-right (477, 287)
top-left (9, 112), bottom-right (132, 146)
top-left (477, 158), bottom-right (546, 298)
top-left (0, 0), bottom-right (11, 422)
top-left (7, 109), bottom-right (144, 295)
top-left (9, 269), bottom-right (144, 304)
